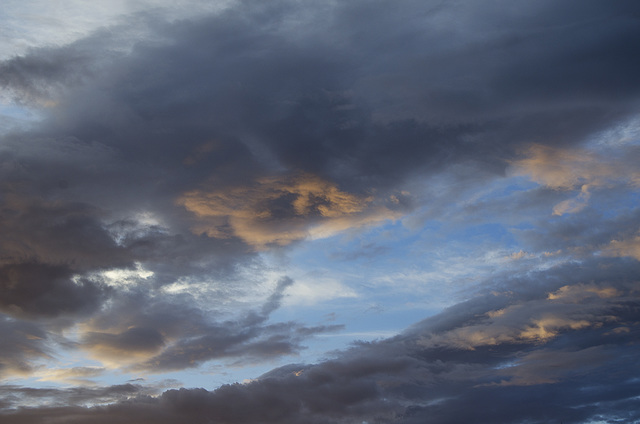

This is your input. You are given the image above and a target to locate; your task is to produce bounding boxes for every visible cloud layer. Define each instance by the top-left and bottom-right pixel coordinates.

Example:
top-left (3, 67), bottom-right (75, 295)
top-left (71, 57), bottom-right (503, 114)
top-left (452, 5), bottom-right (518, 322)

top-left (2, 259), bottom-right (639, 423)
top-left (1, 0), bottom-right (639, 422)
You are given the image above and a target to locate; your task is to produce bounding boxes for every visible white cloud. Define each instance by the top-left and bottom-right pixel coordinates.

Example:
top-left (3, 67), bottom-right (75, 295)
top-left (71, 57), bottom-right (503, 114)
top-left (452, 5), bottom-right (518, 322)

top-left (88, 262), bottom-right (154, 288)
top-left (282, 277), bottom-right (358, 307)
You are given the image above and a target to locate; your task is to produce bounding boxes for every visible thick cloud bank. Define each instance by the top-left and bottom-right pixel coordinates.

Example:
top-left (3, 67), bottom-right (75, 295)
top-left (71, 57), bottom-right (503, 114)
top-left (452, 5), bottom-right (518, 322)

top-left (2, 259), bottom-right (639, 423)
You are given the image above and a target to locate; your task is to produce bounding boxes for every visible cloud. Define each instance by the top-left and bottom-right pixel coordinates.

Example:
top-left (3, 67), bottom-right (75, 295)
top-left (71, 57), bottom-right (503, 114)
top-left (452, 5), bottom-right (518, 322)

top-left (0, 383), bottom-right (155, 410)
top-left (511, 144), bottom-right (620, 190)
top-left (547, 283), bottom-right (621, 302)
top-left (282, 277), bottom-right (358, 306)
top-left (35, 367), bottom-right (105, 386)
top-left (4, 0), bottom-right (637, 204)
top-left (2, 258), bottom-right (639, 422)
top-left (0, 0), bottom-right (639, 423)
top-left (510, 143), bottom-right (640, 215)
top-left (82, 327), bottom-right (166, 366)
top-left (0, 262), bottom-right (109, 319)
top-left (551, 184), bottom-right (591, 216)
top-left (180, 172), bottom-right (399, 248)
top-left (0, 315), bottom-right (51, 378)
top-left (77, 277), bottom-right (343, 372)
top-left (604, 234), bottom-right (640, 261)
top-left (0, 46), bottom-right (93, 106)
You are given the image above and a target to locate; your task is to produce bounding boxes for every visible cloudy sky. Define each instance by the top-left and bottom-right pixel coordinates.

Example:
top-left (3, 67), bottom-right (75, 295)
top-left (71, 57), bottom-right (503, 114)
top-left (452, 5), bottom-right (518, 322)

top-left (1, 0), bottom-right (640, 422)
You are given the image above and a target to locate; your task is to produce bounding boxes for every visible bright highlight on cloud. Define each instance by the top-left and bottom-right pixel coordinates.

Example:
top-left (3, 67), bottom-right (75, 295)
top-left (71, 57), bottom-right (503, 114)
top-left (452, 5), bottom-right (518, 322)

top-left (510, 143), bottom-right (640, 215)
top-left (35, 367), bottom-right (105, 385)
top-left (180, 173), bottom-right (399, 248)
top-left (604, 234), bottom-right (640, 261)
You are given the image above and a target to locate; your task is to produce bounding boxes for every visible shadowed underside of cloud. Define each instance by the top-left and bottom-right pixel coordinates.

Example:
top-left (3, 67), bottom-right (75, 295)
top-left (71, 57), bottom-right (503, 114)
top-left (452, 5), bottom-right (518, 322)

top-left (0, 315), bottom-right (51, 378)
top-left (0, 383), bottom-right (161, 412)
top-left (0, 262), bottom-right (108, 319)
top-left (1, 259), bottom-right (639, 423)
top-left (76, 277), bottom-right (344, 372)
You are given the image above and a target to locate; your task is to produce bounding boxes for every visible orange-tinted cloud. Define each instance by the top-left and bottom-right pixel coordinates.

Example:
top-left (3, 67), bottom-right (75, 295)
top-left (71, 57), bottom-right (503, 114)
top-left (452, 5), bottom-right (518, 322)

top-left (80, 327), bottom-right (166, 368)
top-left (178, 173), bottom-right (401, 248)
top-left (511, 144), bottom-right (612, 190)
top-left (603, 235), bottom-right (640, 261)
top-left (547, 284), bottom-right (621, 302)
top-left (510, 144), bottom-right (640, 215)
top-left (36, 366), bottom-right (105, 385)
top-left (418, 281), bottom-right (629, 351)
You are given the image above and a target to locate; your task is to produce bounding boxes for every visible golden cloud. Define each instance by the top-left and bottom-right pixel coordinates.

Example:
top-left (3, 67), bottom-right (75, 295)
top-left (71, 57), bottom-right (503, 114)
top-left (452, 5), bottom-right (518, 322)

top-left (603, 235), bottom-right (640, 261)
top-left (510, 144), bottom-right (611, 190)
top-left (420, 314), bottom-right (596, 351)
top-left (419, 282), bottom-right (629, 351)
top-left (509, 144), bottom-right (640, 215)
top-left (518, 317), bottom-right (591, 342)
top-left (547, 284), bottom-right (621, 302)
top-left (36, 366), bottom-right (105, 385)
top-left (178, 173), bottom-right (401, 248)
top-left (80, 327), bottom-right (166, 369)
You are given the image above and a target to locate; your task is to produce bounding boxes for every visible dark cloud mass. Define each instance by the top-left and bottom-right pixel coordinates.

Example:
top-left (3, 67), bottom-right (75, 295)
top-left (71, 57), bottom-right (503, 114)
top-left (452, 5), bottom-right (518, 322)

top-left (2, 259), bottom-right (639, 423)
top-left (1, 0), bottom-right (640, 422)
top-left (0, 262), bottom-right (107, 318)
top-left (0, 315), bottom-right (50, 377)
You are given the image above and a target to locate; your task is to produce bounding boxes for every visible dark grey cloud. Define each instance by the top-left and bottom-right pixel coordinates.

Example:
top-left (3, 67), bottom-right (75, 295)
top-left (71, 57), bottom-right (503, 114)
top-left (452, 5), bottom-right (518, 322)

top-left (0, 0), bottom-right (637, 262)
top-left (2, 258), bottom-right (639, 423)
top-left (0, 314), bottom-right (51, 377)
top-left (140, 320), bottom-right (343, 372)
top-left (0, 262), bottom-right (108, 319)
top-left (4, 0), bottom-right (638, 196)
top-left (1, 0), bottom-right (634, 273)
top-left (83, 327), bottom-right (166, 355)
top-left (77, 276), bottom-right (342, 372)
top-left (0, 382), bottom-right (165, 412)
top-left (0, 46), bottom-right (94, 105)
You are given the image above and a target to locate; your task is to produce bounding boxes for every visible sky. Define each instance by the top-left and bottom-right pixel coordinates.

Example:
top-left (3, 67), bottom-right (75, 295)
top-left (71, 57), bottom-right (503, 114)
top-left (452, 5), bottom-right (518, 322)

top-left (1, 0), bottom-right (640, 423)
